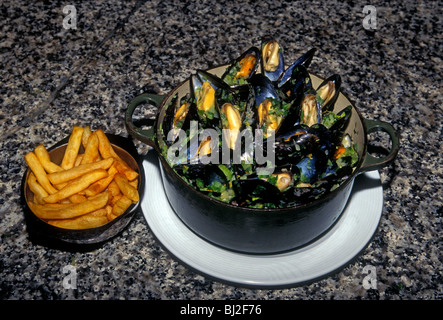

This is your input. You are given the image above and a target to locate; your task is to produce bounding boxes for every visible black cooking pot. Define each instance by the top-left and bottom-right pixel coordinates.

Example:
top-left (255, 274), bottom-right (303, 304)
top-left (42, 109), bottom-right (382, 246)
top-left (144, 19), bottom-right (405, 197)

top-left (125, 65), bottom-right (399, 254)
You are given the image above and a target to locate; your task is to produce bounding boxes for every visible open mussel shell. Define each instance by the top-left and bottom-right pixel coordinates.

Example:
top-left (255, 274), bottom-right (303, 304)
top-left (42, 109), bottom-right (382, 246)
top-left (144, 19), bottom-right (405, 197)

top-left (295, 149), bottom-right (330, 185)
top-left (260, 37), bottom-right (285, 82)
top-left (221, 46), bottom-right (260, 88)
top-left (249, 73), bottom-right (280, 106)
top-left (278, 48), bottom-right (317, 90)
top-left (265, 123), bottom-right (334, 168)
top-left (276, 65), bottom-right (312, 134)
top-left (323, 105), bottom-right (352, 146)
top-left (162, 94), bottom-right (179, 143)
top-left (278, 64), bottom-right (310, 103)
top-left (165, 119), bottom-right (221, 168)
top-left (174, 162), bottom-right (238, 203)
top-left (163, 93), bottom-right (197, 146)
top-left (249, 73), bottom-right (287, 136)
top-left (232, 175), bottom-right (282, 207)
top-left (175, 163), bottom-right (229, 187)
top-left (276, 64), bottom-right (327, 131)
top-left (190, 70), bottom-right (233, 129)
top-left (232, 165), bottom-right (298, 207)
top-left (316, 74), bottom-right (342, 112)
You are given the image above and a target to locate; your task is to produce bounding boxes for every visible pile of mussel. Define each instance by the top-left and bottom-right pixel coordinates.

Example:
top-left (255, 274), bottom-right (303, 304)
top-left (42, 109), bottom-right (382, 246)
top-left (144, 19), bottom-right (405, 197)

top-left (161, 38), bottom-right (359, 208)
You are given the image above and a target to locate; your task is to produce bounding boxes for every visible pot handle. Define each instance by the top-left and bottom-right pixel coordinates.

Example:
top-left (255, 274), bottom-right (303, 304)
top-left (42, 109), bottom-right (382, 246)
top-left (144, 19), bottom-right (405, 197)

top-left (125, 93), bottom-right (165, 148)
top-left (360, 119), bottom-right (400, 172)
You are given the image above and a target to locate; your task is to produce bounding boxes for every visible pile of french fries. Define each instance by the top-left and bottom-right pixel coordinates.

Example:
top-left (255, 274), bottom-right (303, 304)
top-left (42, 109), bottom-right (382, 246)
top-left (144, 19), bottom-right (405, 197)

top-left (24, 126), bottom-right (139, 230)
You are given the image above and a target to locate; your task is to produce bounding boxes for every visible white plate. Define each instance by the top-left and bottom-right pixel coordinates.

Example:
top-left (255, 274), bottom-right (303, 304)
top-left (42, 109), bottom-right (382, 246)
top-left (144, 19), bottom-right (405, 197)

top-left (140, 152), bottom-right (384, 288)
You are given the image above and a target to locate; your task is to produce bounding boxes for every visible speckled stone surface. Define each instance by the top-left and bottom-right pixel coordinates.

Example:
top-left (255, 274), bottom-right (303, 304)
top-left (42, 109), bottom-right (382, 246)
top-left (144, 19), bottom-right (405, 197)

top-left (0, 0), bottom-right (441, 300)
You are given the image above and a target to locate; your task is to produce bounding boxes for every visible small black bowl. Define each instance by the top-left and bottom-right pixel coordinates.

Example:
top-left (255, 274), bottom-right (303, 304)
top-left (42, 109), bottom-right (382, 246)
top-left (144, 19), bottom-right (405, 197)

top-left (21, 133), bottom-right (144, 250)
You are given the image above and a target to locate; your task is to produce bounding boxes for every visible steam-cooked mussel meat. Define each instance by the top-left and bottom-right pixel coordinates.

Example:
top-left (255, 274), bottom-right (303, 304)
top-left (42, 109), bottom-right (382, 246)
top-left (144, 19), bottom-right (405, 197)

top-left (261, 38), bottom-right (285, 82)
top-left (316, 74), bottom-right (341, 112)
top-left (191, 70), bottom-right (230, 129)
top-left (220, 103), bottom-right (243, 150)
top-left (163, 93), bottom-right (196, 146)
top-left (249, 74), bottom-right (293, 137)
top-left (222, 46), bottom-right (260, 87)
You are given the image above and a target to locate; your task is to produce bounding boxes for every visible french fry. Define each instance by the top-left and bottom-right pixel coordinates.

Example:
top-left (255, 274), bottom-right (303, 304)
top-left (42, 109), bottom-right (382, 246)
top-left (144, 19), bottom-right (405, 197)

top-left (107, 179), bottom-right (120, 197)
top-left (113, 173), bottom-right (139, 202)
top-left (28, 191), bottom-right (109, 220)
top-left (39, 202), bottom-right (74, 208)
top-left (54, 181), bottom-right (68, 190)
top-left (87, 207), bottom-right (108, 217)
top-left (27, 173), bottom-right (49, 204)
top-left (104, 205), bottom-right (115, 221)
top-left (74, 154), bottom-right (83, 167)
top-left (47, 157), bottom-right (114, 185)
top-left (81, 132), bottom-right (99, 165)
top-left (110, 193), bottom-right (122, 206)
top-left (68, 194), bottom-right (87, 204)
top-left (96, 129), bottom-right (139, 181)
top-left (129, 179), bottom-right (138, 189)
top-left (81, 126), bottom-right (92, 149)
top-left (43, 169), bottom-right (108, 204)
top-left (112, 195), bottom-right (133, 218)
top-left (25, 152), bottom-right (58, 195)
top-left (61, 126), bottom-right (84, 170)
top-left (107, 211), bottom-right (117, 221)
top-left (34, 144), bottom-right (63, 173)
top-left (113, 158), bottom-right (139, 181)
top-left (96, 129), bottom-right (113, 159)
top-left (84, 164), bottom-right (118, 197)
top-left (47, 214), bottom-right (109, 230)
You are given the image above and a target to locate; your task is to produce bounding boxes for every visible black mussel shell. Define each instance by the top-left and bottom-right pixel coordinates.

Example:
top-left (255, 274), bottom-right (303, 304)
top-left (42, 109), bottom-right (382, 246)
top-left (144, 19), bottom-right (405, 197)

top-left (278, 64), bottom-right (309, 102)
top-left (260, 37), bottom-right (285, 82)
top-left (325, 105), bottom-right (352, 145)
top-left (163, 94), bottom-right (179, 144)
top-left (249, 74), bottom-right (287, 135)
top-left (221, 46), bottom-right (260, 88)
top-left (163, 93), bottom-right (197, 146)
top-left (316, 74), bottom-right (342, 112)
top-left (174, 163), bottom-right (232, 190)
top-left (295, 150), bottom-right (329, 185)
top-left (232, 176), bottom-right (282, 207)
top-left (278, 48), bottom-right (317, 89)
top-left (266, 123), bottom-right (333, 167)
top-left (276, 65), bottom-right (312, 134)
top-left (249, 73), bottom-right (280, 106)
top-left (190, 70), bottom-right (229, 129)
top-left (280, 182), bottom-right (328, 206)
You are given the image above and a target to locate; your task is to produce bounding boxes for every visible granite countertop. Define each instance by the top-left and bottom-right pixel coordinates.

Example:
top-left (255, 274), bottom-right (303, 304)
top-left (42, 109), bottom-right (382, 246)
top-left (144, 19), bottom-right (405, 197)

top-left (0, 0), bottom-right (441, 300)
